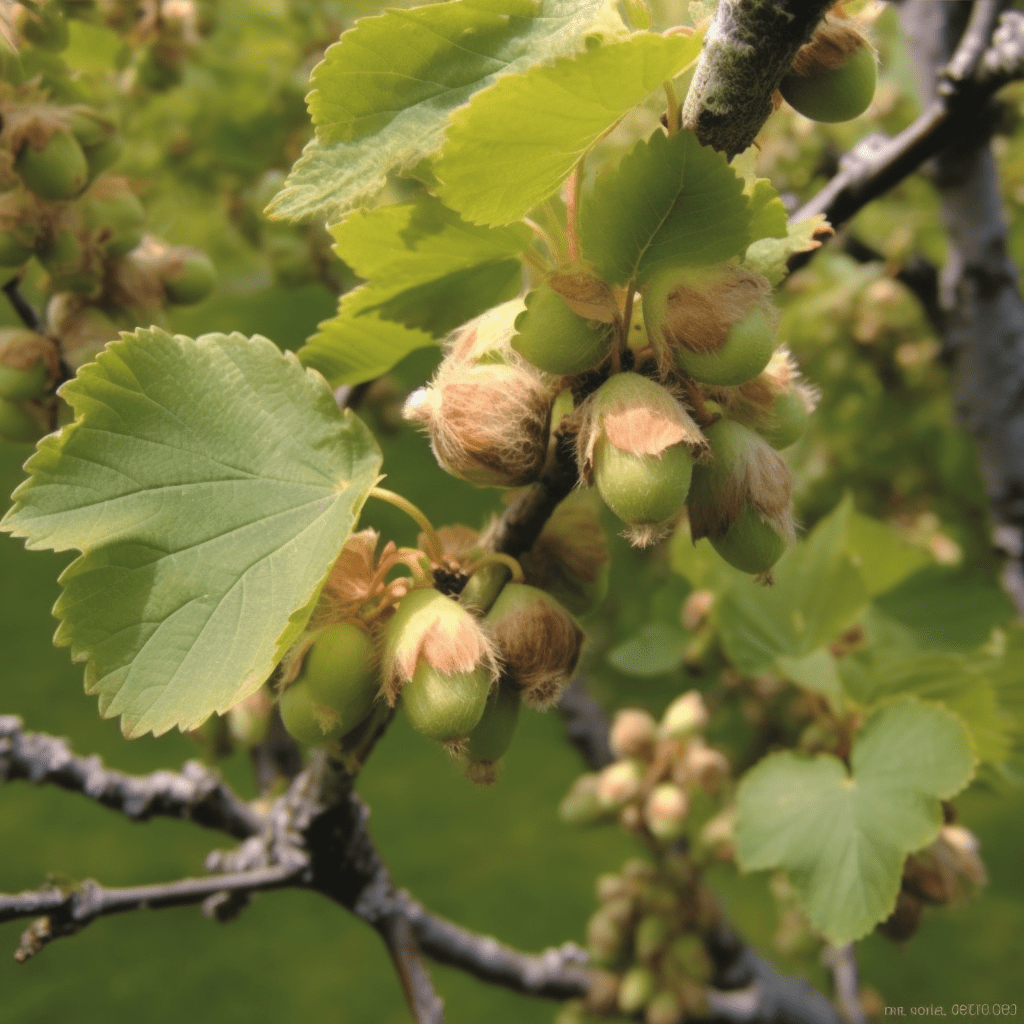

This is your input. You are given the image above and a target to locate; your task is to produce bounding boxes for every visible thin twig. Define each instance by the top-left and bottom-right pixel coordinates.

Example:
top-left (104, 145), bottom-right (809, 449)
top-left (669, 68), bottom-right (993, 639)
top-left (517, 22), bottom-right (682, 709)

top-left (2, 277), bottom-right (42, 331)
top-left (398, 891), bottom-right (593, 1001)
top-left (2, 864), bottom-right (304, 961)
top-left (0, 716), bottom-right (263, 840)
top-left (822, 943), bottom-right (868, 1024)
top-left (789, 9), bottom-right (1024, 271)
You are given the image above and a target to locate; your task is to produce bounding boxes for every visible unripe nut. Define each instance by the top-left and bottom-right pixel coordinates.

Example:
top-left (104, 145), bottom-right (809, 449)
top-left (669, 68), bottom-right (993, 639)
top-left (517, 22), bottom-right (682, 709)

top-left (618, 966), bottom-right (657, 1015)
top-left (660, 691), bottom-right (709, 739)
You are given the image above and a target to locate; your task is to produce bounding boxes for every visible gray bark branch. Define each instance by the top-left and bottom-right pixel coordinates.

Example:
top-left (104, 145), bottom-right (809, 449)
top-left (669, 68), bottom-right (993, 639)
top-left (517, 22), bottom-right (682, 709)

top-left (900, 0), bottom-right (1024, 613)
top-left (0, 716), bottom-right (262, 840)
top-left (681, 0), bottom-right (834, 158)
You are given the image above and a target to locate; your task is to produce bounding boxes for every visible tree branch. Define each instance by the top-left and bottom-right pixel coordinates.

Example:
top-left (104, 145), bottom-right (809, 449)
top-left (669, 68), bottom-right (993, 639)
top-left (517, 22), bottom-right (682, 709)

top-left (2, 276), bottom-right (42, 331)
top-left (899, 0), bottom-right (1024, 615)
top-left (1, 864), bottom-right (304, 962)
top-left (822, 943), bottom-right (867, 1024)
top-left (0, 716), bottom-right (263, 840)
top-left (681, 0), bottom-right (834, 158)
top-left (789, 8), bottom-right (1024, 270)
top-left (399, 891), bottom-right (594, 1001)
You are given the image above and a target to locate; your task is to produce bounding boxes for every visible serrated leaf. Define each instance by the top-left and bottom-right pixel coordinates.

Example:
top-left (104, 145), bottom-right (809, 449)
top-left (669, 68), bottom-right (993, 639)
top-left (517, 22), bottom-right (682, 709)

top-left (718, 497), bottom-right (868, 673)
top-left (580, 128), bottom-right (750, 286)
top-left (1, 329), bottom-right (382, 738)
top-left (301, 200), bottom-right (532, 383)
top-left (744, 212), bottom-right (832, 286)
top-left (735, 698), bottom-right (975, 944)
top-left (435, 32), bottom-right (702, 225)
top-left (268, 0), bottom-right (626, 222)
top-left (747, 179), bottom-right (789, 243)
top-left (840, 642), bottom-right (1014, 766)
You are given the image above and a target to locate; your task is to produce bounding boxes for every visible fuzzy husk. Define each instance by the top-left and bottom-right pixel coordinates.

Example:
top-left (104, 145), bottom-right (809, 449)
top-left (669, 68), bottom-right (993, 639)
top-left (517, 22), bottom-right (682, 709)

top-left (790, 15), bottom-right (872, 77)
top-left (575, 373), bottom-right (706, 483)
top-left (609, 708), bottom-right (658, 760)
top-left (710, 346), bottom-right (819, 428)
top-left (687, 418), bottom-right (794, 543)
top-left (545, 267), bottom-right (621, 324)
top-left (484, 583), bottom-right (584, 710)
top-left (405, 305), bottom-right (555, 487)
top-left (0, 328), bottom-right (60, 386)
top-left (382, 587), bottom-right (499, 705)
top-left (518, 491), bottom-right (610, 615)
top-left (644, 266), bottom-right (774, 379)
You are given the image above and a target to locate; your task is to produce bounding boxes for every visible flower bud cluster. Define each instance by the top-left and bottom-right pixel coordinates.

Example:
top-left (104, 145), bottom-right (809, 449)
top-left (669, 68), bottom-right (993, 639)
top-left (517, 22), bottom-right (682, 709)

top-left (559, 691), bottom-right (731, 842)
top-left (558, 855), bottom-right (717, 1024)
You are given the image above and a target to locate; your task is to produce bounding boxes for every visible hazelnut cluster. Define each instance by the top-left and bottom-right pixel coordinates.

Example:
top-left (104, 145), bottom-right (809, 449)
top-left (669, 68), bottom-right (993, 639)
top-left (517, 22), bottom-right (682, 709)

top-left (405, 257), bottom-right (817, 578)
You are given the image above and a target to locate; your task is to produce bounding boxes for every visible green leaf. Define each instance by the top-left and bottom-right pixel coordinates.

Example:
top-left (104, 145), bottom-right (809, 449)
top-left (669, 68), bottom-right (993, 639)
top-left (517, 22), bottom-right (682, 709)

top-left (845, 509), bottom-right (931, 597)
top-left (301, 200), bottom-right (532, 384)
top-left (718, 497), bottom-right (868, 673)
top-left (435, 32), bottom-right (702, 225)
top-left (840, 639), bottom-right (1014, 766)
top-left (267, 0), bottom-right (626, 222)
top-left (607, 621), bottom-right (689, 677)
top-left (747, 179), bottom-right (789, 244)
top-left (735, 698), bottom-right (975, 944)
top-left (1, 329), bottom-right (383, 738)
top-left (744, 212), bottom-right (832, 286)
top-left (775, 648), bottom-right (843, 711)
top-left (874, 565), bottom-right (1015, 652)
top-left (580, 127), bottom-right (750, 286)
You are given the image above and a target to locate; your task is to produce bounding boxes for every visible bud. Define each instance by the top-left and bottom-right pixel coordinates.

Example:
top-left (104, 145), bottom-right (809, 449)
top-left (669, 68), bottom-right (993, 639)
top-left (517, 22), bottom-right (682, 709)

top-left (666, 933), bottom-right (712, 984)
top-left (646, 990), bottom-right (684, 1024)
top-left (644, 782), bottom-right (689, 842)
top-left (464, 679), bottom-right (521, 784)
top-left (512, 278), bottom-right (615, 375)
top-left (609, 708), bottom-right (658, 760)
top-left (15, 129), bottom-right (89, 202)
top-left (83, 177), bottom-right (146, 257)
top-left (559, 772), bottom-right (610, 826)
top-left (673, 737), bottom-right (730, 795)
top-left (621, 857), bottom-right (657, 883)
top-left (596, 759), bottom-right (644, 809)
top-left (877, 890), bottom-right (923, 942)
top-left (781, 17), bottom-right (877, 123)
top-left (161, 247), bottom-right (216, 304)
top-left (227, 690), bottom-right (272, 748)
top-left (587, 906), bottom-right (628, 964)
top-left (404, 300), bottom-right (555, 487)
top-left (634, 913), bottom-right (670, 962)
top-left (484, 583), bottom-right (584, 709)
top-left (596, 872), bottom-right (631, 903)
top-left (618, 966), bottom-right (656, 1015)
top-left (0, 329), bottom-right (59, 402)
top-left (518, 491), bottom-right (610, 618)
top-left (660, 691), bottom-right (709, 739)
top-left (697, 805), bottom-right (737, 860)
top-left (643, 265), bottom-right (776, 386)
top-left (686, 417), bottom-right (794, 576)
top-left (578, 373), bottom-right (704, 547)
